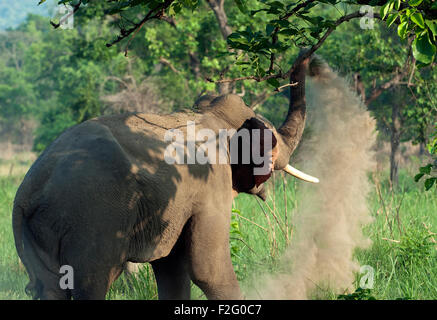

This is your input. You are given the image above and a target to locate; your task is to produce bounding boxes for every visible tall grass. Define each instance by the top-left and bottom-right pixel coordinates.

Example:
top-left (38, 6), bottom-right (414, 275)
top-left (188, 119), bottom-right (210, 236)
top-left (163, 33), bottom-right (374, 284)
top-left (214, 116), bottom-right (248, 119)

top-left (0, 160), bottom-right (30, 300)
top-left (231, 170), bottom-right (437, 299)
top-left (0, 159), bottom-right (435, 300)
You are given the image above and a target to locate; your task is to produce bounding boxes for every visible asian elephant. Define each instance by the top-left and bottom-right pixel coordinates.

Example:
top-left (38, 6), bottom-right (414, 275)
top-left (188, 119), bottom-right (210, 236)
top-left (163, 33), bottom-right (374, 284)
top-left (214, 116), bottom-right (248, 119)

top-left (12, 55), bottom-right (319, 300)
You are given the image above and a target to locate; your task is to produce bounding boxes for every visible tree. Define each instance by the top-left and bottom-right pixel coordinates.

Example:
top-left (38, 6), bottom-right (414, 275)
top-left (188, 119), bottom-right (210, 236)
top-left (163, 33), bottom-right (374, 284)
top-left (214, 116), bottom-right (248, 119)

top-left (53, 0), bottom-right (435, 74)
top-left (0, 14), bottom-right (134, 151)
top-left (30, 0), bottom-right (437, 162)
top-left (0, 29), bottom-right (37, 146)
top-left (318, 18), bottom-right (436, 187)
top-left (48, 1), bottom-right (435, 127)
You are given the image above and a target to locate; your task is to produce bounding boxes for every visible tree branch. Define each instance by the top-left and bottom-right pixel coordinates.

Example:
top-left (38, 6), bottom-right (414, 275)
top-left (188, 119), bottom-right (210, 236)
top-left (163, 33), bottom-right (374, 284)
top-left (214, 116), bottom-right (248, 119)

top-left (268, 0), bottom-right (317, 72)
top-left (159, 15), bottom-right (177, 28)
top-left (189, 52), bottom-right (201, 78)
top-left (365, 47), bottom-right (413, 106)
top-left (206, 0), bottom-right (233, 39)
top-left (159, 57), bottom-right (181, 74)
top-left (106, 0), bottom-right (175, 55)
top-left (209, 11), bottom-right (381, 84)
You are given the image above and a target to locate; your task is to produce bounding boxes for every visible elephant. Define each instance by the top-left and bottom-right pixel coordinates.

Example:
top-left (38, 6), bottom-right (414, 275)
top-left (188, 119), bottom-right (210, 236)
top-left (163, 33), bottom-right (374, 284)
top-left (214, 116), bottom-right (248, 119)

top-left (12, 55), bottom-right (319, 300)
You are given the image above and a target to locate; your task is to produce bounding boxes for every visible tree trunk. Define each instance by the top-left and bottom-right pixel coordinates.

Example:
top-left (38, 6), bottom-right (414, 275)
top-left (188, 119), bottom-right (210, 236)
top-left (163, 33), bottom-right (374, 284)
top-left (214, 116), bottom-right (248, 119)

top-left (206, 0), bottom-right (234, 94)
top-left (419, 142), bottom-right (425, 155)
top-left (390, 93), bottom-right (402, 188)
top-left (218, 82), bottom-right (233, 95)
top-left (206, 0), bottom-right (232, 40)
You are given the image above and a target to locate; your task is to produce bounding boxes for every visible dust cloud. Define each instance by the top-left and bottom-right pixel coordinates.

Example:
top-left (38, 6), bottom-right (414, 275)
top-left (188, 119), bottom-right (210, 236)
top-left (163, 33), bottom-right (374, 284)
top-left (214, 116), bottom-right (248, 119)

top-left (249, 57), bottom-right (377, 299)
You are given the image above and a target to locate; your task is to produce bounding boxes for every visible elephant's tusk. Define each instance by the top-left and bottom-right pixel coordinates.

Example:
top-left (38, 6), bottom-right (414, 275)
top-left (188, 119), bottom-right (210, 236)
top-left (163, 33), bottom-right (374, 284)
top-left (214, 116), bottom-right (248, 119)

top-left (283, 164), bottom-right (319, 183)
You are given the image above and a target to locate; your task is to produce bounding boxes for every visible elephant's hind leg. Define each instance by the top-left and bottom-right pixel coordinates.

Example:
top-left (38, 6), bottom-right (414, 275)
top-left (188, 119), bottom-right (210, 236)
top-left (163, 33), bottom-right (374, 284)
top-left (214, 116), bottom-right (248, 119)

top-left (40, 285), bottom-right (71, 300)
top-left (70, 265), bottom-right (123, 300)
top-left (150, 230), bottom-right (191, 300)
top-left (63, 242), bottom-right (124, 300)
top-left (187, 212), bottom-right (243, 300)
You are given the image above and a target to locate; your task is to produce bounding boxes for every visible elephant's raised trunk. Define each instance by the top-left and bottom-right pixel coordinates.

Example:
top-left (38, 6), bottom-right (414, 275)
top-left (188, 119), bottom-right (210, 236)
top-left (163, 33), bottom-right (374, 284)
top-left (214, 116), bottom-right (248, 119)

top-left (274, 55), bottom-right (311, 170)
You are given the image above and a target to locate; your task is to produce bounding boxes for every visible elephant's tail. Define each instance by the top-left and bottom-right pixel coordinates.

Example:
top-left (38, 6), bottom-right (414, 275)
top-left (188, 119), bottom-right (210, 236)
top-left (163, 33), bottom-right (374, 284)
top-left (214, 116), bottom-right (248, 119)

top-left (12, 203), bottom-right (39, 298)
top-left (12, 204), bottom-right (60, 299)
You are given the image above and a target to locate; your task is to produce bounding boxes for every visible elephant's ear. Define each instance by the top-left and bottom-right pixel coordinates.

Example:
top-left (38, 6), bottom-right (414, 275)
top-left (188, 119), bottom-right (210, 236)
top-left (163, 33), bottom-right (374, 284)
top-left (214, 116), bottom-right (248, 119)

top-left (231, 117), bottom-right (278, 197)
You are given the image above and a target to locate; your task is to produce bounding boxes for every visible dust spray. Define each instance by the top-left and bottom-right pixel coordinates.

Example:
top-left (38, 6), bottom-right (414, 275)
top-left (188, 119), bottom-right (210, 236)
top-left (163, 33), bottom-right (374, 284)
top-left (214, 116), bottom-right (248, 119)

top-left (249, 57), bottom-right (376, 299)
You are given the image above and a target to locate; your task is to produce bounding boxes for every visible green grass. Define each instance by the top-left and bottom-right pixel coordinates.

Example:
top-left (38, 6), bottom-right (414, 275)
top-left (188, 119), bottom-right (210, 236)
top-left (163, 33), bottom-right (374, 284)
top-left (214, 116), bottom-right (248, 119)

top-left (354, 173), bottom-right (437, 299)
top-left (0, 161), bottom-right (436, 300)
top-left (0, 173), bottom-right (29, 299)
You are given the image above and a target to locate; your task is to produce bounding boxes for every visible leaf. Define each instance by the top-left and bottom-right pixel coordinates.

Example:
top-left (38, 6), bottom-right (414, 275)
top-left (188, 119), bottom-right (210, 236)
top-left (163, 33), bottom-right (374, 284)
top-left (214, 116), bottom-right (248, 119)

top-left (387, 13), bottom-right (399, 27)
top-left (412, 33), bottom-right (436, 64)
top-left (250, 8), bottom-right (268, 15)
top-left (380, 2), bottom-right (392, 20)
top-left (419, 164), bottom-right (433, 174)
top-left (425, 20), bottom-right (437, 37)
top-left (234, 0), bottom-right (248, 13)
top-left (266, 24), bottom-right (275, 36)
top-left (268, 1), bottom-right (285, 10)
top-left (278, 28), bottom-right (298, 36)
top-left (107, 1), bottom-right (133, 14)
top-left (169, 2), bottom-right (183, 16)
top-left (411, 12), bottom-right (425, 29)
top-left (267, 78), bottom-right (280, 88)
top-left (408, 0), bottom-right (423, 6)
top-left (400, 13), bottom-right (408, 24)
top-left (298, 15), bottom-right (324, 26)
top-left (424, 178), bottom-right (435, 190)
top-left (270, 19), bottom-right (290, 28)
top-left (317, 0), bottom-right (337, 4)
top-left (398, 21), bottom-right (408, 39)
top-left (38, 0), bottom-right (46, 4)
top-left (414, 173), bottom-right (424, 182)
top-left (395, 0), bottom-right (401, 10)
top-left (232, 208), bottom-right (241, 215)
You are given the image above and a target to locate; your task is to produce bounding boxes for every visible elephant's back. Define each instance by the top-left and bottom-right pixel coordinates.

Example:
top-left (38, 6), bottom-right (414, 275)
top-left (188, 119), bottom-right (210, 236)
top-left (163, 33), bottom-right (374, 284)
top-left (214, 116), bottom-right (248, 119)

top-left (15, 119), bottom-right (136, 214)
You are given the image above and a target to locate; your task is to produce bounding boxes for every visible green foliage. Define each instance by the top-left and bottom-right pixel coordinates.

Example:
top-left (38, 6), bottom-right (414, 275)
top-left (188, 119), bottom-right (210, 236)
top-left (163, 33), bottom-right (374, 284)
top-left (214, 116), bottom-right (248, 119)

top-left (395, 225), bottom-right (435, 267)
top-left (54, 0), bottom-right (436, 83)
top-left (46, 2), bottom-right (434, 183)
top-left (225, 0), bottom-right (341, 78)
top-left (107, 264), bottom-right (158, 300)
top-left (358, 170), bottom-right (437, 299)
top-left (338, 288), bottom-right (376, 300)
top-left (0, 164), bottom-right (436, 299)
top-left (0, 13), bottom-right (132, 152)
top-left (33, 109), bottom-right (76, 152)
top-left (381, 0), bottom-right (436, 65)
top-left (230, 208), bottom-right (247, 278)
top-left (319, 19), bottom-right (436, 163)
top-left (415, 126), bottom-right (437, 190)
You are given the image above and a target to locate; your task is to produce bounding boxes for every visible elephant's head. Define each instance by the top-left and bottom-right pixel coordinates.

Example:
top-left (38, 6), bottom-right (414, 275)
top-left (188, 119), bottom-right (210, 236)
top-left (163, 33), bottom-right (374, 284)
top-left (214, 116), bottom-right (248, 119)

top-left (194, 55), bottom-right (319, 200)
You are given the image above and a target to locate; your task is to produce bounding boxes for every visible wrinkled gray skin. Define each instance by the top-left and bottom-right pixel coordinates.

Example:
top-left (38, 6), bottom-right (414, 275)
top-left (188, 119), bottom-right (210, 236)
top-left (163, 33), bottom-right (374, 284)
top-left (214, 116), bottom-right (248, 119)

top-left (12, 58), bottom-right (311, 300)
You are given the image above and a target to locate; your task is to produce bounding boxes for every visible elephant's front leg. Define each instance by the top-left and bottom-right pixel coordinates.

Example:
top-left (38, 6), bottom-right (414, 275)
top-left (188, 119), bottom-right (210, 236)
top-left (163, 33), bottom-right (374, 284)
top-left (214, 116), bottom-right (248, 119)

top-left (187, 210), bottom-right (243, 300)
